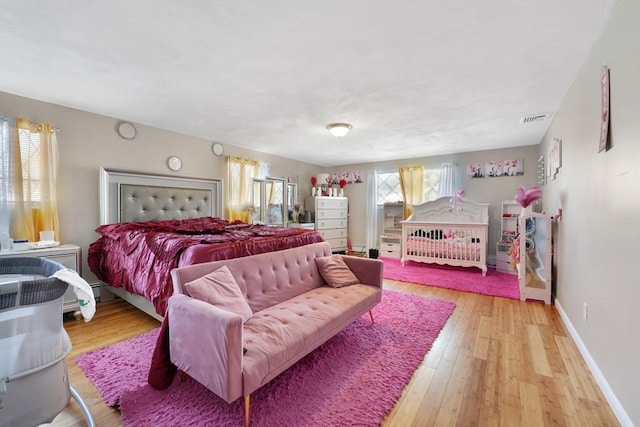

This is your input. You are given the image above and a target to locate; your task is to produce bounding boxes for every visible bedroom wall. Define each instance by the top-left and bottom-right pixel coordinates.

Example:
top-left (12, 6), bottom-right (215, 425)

top-left (0, 89), bottom-right (538, 279)
top-left (537, 1), bottom-right (638, 425)
top-left (339, 145), bottom-right (540, 257)
top-left (0, 91), bottom-right (324, 283)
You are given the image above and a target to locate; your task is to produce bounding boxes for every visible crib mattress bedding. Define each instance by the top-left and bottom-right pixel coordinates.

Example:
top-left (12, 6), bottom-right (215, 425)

top-left (404, 235), bottom-right (482, 260)
top-left (88, 217), bottom-right (324, 315)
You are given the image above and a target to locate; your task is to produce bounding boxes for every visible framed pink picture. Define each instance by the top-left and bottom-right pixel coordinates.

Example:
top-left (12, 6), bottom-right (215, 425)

top-left (503, 159), bottom-right (524, 176)
top-left (599, 65), bottom-right (610, 153)
top-left (466, 162), bottom-right (484, 178)
top-left (485, 160), bottom-right (503, 177)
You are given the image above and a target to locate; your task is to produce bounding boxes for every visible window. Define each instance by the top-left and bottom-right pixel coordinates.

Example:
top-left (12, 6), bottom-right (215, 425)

top-left (376, 171), bottom-right (403, 205)
top-left (0, 119), bottom-right (44, 203)
top-left (18, 126), bottom-right (43, 202)
top-left (375, 168), bottom-right (442, 205)
top-left (424, 169), bottom-right (442, 201)
top-left (0, 117), bottom-right (59, 241)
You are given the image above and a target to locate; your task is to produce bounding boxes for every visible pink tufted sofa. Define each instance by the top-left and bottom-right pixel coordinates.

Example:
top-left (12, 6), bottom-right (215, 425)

top-left (168, 241), bottom-right (383, 426)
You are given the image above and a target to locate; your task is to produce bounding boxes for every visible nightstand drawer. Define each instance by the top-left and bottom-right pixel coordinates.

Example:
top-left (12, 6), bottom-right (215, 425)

top-left (380, 241), bottom-right (400, 251)
top-left (496, 259), bottom-right (517, 274)
top-left (496, 252), bottom-right (512, 263)
top-left (0, 244), bottom-right (82, 313)
top-left (43, 253), bottom-right (78, 270)
top-left (380, 249), bottom-right (401, 259)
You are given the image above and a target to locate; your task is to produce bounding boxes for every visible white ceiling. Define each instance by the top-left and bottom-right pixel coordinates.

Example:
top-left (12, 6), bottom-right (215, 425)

top-left (0, 1), bottom-right (616, 167)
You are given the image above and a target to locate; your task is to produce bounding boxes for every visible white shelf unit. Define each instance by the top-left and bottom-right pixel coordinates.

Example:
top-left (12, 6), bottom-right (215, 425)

top-left (0, 244), bottom-right (82, 313)
top-left (305, 196), bottom-right (348, 252)
top-left (379, 203), bottom-right (403, 259)
top-left (518, 212), bottom-right (552, 304)
top-left (496, 201), bottom-right (520, 274)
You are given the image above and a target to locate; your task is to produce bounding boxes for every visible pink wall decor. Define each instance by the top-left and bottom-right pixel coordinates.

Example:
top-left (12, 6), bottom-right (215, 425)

top-left (599, 65), bottom-right (610, 153)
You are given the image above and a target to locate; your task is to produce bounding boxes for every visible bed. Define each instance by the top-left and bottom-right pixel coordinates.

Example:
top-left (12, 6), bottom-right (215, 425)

top-left (88, 168), bottom-right (324, 320)
top-left (400, 197), bottom-right (489, 275)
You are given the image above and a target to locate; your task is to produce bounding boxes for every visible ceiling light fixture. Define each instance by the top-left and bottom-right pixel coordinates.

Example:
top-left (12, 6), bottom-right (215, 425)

top-left (327, 123), bottom-right (352, 137)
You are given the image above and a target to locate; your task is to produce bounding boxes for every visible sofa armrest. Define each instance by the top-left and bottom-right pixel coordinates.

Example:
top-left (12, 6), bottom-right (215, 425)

top-left (168, 294), bottom-right (244, 403)
top-left (340, 256), bottom-right (384, 288)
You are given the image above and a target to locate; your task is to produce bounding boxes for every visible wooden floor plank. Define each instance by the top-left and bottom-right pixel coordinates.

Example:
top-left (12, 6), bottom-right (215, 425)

top-left (46, 278), bottom-right (619, 427)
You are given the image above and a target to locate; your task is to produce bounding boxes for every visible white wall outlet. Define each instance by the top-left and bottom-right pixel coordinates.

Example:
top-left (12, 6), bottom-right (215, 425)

top-left (583, 302), bottom-right (588, 322)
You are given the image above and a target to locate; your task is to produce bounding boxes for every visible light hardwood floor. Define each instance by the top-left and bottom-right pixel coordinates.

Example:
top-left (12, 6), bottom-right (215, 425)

top-left (51, 280), bottom-right (619, 426)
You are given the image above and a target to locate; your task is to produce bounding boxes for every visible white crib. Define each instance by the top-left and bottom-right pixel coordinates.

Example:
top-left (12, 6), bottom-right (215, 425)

top-left (0, 257), bottom-right (95, 427)
top-left (401, 197), bottom-right (489, 275)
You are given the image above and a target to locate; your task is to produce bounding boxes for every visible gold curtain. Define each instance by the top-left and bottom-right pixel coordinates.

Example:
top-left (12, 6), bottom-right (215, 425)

top-left (399, 165), bottom-right (425, 219)
top-left (11, 119), bottom-right (60, 242)
top-left (227, 156), bottom-right (260, 222)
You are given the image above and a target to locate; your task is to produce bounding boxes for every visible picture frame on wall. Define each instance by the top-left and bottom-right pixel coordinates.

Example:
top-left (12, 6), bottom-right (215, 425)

top-left (485, 160), bottom-right (503, 177)
top-left (466, 162), bottom-right (484, 178)
top-left (503, 159), bottom-right (524, 176)
top-left (599, 65), bottom-right (610, 153)
top-left (467, 159), bottom-right (524, 178)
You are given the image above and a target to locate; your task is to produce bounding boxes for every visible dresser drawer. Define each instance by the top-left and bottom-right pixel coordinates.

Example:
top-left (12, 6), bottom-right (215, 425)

top-left (316, 198), bottom-right (348, 210)
top-left (316, 209), bottom-right (347, 220)
top-left (325, 237), bottom-right (347, 252)
top-left (319, 228), bottom-right (347, 240)
top-left (317, 218), bottom-right (347, 230)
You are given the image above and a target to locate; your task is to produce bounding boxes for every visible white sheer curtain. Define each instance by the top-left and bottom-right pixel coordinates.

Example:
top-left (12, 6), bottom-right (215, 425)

top-left (437, 162), bottom-right (454, 197)
top-left (257, 161), bottom-right (270, 179)
top-left (365, 169), bottom-right (378, 252)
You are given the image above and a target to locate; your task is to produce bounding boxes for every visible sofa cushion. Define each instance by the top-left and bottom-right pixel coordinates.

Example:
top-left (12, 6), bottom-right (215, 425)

top-left (315, 255), bottom-right (360, 288)
top-left (183, 265), bottom-right (253, 322)
top-left (242, 284), bottom-right (381, 393)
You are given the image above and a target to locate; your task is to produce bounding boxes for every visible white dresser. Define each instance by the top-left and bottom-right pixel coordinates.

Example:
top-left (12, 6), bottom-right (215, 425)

top-left (305, 196), bottom-right (348, 252)
top-left (0, 244), bottom-right (82, 313)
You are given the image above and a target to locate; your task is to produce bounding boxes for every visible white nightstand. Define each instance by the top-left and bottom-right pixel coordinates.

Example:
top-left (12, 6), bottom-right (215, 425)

top-left (0, 244), bottom-right (82, 313)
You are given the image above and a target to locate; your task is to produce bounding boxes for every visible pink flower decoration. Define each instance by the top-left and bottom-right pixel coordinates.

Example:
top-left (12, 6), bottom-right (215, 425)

top-left (515, 185), bottom-right (543, 207)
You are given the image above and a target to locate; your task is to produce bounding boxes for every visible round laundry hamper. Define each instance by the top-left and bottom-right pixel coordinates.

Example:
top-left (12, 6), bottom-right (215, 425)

top-left (0, 257), bottom-right (95, 427)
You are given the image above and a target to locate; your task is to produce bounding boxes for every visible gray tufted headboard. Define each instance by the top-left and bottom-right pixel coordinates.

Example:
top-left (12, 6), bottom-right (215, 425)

top-left (99, 167), bottom-right (223, 224)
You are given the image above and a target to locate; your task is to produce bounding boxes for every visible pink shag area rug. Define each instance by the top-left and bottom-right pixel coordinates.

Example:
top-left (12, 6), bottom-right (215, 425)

top-left (77, 290), bottom-right (455, 427)
top-left (381, 257), bottom-right (520, 299)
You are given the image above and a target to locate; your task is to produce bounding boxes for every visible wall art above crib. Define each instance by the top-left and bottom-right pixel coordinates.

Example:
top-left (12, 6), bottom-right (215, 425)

top-left (467, 159), bottom-right (524, 179)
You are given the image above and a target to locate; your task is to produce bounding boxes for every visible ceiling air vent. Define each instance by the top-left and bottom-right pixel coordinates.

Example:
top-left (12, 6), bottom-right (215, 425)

top-left (520, 112), bottom-right (552, 124)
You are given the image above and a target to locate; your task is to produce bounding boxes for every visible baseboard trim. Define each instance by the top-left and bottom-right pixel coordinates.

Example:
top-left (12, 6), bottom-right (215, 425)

top-left (555, 299), bottom-right (633, 427)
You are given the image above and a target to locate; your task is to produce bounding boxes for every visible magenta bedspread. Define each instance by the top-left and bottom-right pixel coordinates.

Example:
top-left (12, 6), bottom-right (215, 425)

top-left (88, 217), bottom-right (324, 316)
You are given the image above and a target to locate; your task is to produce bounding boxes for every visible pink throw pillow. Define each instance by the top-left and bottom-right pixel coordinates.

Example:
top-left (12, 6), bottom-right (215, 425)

top-left (315, 255), bottom-right (360, 288)
top-left (183, 265), bottom-right (252, 322)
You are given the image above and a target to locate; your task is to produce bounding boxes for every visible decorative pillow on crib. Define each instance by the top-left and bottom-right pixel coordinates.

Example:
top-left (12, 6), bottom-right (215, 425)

top-left (183, 265), bottom-right (252, 322)
top-left (315, 255), bottom-right (360, 288)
